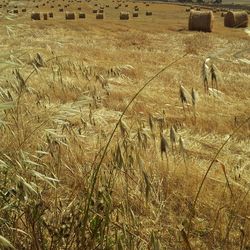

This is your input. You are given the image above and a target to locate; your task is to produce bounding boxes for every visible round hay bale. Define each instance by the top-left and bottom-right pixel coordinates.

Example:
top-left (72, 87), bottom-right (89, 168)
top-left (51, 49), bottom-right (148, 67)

top-left (120, 11), bottom-right (130, 20)
top-left (188, 10), bottom-right (214, 32)
top-left (31, 12), bottom-right (41, 20)
top-left (134, 6), bottom-right (139, 11)
top-left (13, 9), bottom-right (18, 14)
top-left (65, 12), bottom-right (75, 20)
top-left (224, 11), bottom-right (248, 28)
top-left (133, 11), bottom-right (138, 17)
top-left (93, 9), bottom-right (97, 13)
top-left (99, 9), bottom-right (104, 13)
top-left (43, 13), bottom-right (48, 20)
top-left (59, 8), bottom-right (64, 12)
top-left (146, 11), bottom-right (152, 16)
top-left (96, 13), bottom-right (104, 19)
top-left (79, 12), bottom-right (86, 18)
top-left (49, 12), bottom-right (53, 18)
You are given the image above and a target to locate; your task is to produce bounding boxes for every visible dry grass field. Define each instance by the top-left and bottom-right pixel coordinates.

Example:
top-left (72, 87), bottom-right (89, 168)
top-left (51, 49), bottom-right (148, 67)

top-left (0, 0), bottom-right (250, 249)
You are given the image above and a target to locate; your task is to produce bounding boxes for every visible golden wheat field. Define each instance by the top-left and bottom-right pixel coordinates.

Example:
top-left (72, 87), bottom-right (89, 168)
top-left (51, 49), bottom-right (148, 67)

top-left (0, 0), bottom-right (250, 249)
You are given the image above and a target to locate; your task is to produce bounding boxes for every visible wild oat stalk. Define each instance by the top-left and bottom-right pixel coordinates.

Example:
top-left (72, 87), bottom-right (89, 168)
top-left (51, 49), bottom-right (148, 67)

top-left (143, 171), bottom-right (152, 204)
top-left (0, 235), bottom-right (14, 249)
top-left (149, 114), bottom-right (156, 144)
top-left (170, 126), bottom-right (177, 164)
top-left (188, 116), bottom-right (250, 237)
top-left (201, 58), bottom-right (210, 94)
top-left (81, 54), bottom-right (188, 238)
top-left (179, 136), bottom-right (187, 173)
top-left (179, 85), bottom-right (190, 119)
top-left (211, 63), bottom-right (219, 92)
top-left (201, 58), bottom-right (221, 94)
top-left (191, 88), bottom-right (198, 124)
top-left (169, 126), bottom-right (176, 150)
top-left (160, 132), bottom-right (169, 160)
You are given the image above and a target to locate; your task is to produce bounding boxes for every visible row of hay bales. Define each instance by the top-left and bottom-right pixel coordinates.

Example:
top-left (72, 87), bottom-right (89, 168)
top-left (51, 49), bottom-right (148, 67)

top-left (6, 8), bottom-right (26, 13)
top-left (31, 12), bottom-right (53, 20)
top-left (119, 10), bottom-right (152, 18)
top-left (65, 12), bottom-right (86, 19)
top-left (31, 12), bottom-right (87, 20)
top-left (188, 10), bottom-right (248, 32)
top-left (30, 10), bottom-right (152, 21)
top-left (186, 6), bottom-right (222, 13)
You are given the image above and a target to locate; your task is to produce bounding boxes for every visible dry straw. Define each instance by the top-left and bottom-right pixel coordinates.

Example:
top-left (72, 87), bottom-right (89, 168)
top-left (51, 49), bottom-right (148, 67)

top-left (81, 54), bottom-right (188, 237)
top-left (188, 10), bottom-right (214, 32)
top-left (224, 11), bottom-right (248, 28)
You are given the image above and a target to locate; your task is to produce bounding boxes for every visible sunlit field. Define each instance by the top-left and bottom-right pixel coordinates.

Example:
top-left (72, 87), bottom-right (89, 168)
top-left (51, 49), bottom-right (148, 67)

top-left (0, 0), bottom-right (250, 249)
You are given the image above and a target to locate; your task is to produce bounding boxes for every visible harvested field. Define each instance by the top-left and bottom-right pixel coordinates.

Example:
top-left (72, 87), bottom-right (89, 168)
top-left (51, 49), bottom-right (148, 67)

top-left (0, 0), bottom-right (249, 249)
